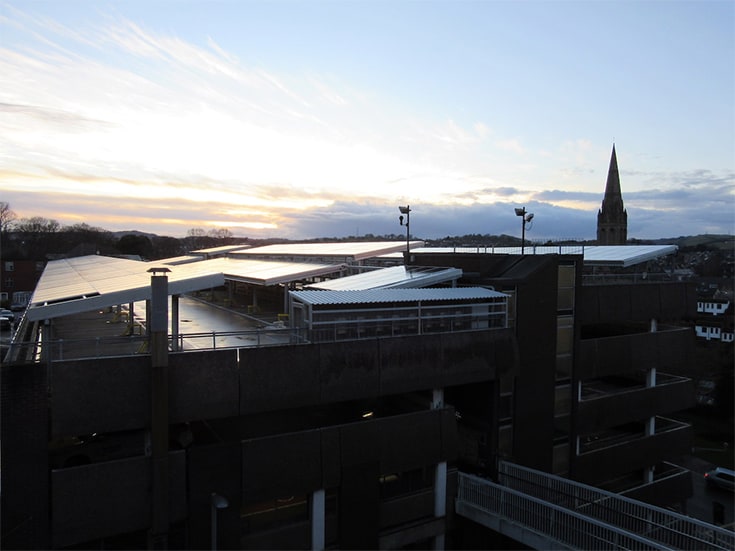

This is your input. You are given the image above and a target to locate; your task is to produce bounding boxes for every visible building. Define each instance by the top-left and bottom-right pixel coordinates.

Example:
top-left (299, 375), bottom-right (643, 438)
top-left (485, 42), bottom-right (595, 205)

top-left (1, 243), bottom-right (706, 549)
top-left (597, 144), bottom-right (628, 245)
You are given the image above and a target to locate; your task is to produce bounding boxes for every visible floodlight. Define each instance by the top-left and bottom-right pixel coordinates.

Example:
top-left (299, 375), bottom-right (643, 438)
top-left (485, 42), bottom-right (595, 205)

top-left (397, 205), bottom-right (411, 265)
top-left (211, 493), bottom-right (229, 509)
top-left (515, 208), bottom-right (525, 217)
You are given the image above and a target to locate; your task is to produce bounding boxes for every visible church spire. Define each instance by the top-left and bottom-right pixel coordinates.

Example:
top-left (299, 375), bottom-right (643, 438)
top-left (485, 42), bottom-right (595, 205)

top-left (604, 143), bottom-right (622, 199)
top-left (597, 143), bottom-right (628, 245)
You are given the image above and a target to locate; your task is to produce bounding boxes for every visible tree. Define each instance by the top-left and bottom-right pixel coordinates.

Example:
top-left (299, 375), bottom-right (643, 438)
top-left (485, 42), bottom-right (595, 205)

top-left (15, 216), bottom-right (61, 234)
top-left (207, 228), bottom-right (233, 241)
top-left (0, 202), bottom-right (16, 233)
top-left (116, 234), bottom-right (153, 259)
top-left (185, 227), bottom-right (209, 251)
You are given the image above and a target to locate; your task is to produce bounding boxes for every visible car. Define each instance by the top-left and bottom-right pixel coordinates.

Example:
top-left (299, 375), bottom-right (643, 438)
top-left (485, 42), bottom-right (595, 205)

top-left (0, 309), bottom-right (14, 330)
top-left (704, 467), bottom-right (735, 491)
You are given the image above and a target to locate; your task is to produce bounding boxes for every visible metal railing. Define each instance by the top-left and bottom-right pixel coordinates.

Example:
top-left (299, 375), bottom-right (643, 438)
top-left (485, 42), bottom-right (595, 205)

top-left (5, 327), bottom-right (308, 362)
top-left (456, 472), bottom-right (666, 550)
top-left (497, 461), bottom-right (734, 550)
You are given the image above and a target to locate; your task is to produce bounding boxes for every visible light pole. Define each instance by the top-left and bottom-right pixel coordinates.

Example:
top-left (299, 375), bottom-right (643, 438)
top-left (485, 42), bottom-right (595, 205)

top-left (399, 205), bottom-right (411, 265)
top-left (210, 492), bottom-right (229, 550)
top-left (514, 207), bottom-right (534, 255)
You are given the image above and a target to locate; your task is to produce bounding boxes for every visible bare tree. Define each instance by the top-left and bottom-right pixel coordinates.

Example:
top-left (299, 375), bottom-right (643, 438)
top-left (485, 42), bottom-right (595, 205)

top-left (15, 216), bottom-right (61, 233)
top-left (207, 228), bottom-right (233, 240)
top-left (0, 201), bottom-right (16, 233)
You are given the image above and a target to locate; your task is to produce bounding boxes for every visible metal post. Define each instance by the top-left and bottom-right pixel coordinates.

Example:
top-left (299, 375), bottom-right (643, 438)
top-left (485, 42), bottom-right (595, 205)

top-left (148, 268), bottom-right (170, 549)
top-left (521, 213), bottom-right (526, 255)
top-left (210, 493), bottom-right (229, 550)
top-left (399, 205), bottom-right (411, 265)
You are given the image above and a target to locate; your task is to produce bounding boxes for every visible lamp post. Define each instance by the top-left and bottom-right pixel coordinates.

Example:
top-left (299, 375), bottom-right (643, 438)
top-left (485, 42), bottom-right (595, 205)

top-left (514, 207), bottom-right (534, 255)
top-left (211, 492), bottom-right (229, 550)
top-left (398, 205), bottom-right (411, 265)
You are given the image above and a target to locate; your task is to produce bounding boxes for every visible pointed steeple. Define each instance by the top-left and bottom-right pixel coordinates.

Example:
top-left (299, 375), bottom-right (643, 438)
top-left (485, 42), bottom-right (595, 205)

top-left (597, 144), bottom-right (628, 245)
top-left (604, 144), bottom-right (622, 199)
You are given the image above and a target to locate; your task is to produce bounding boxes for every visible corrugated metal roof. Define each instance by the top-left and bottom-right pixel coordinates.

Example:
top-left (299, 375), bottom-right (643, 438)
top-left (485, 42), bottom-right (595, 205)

top-left (290, 287), bottom-right (507, 306)
top-left (405, 245), bottom-right (677, 268)
top-left (306, 265), bottom-right (462, 290)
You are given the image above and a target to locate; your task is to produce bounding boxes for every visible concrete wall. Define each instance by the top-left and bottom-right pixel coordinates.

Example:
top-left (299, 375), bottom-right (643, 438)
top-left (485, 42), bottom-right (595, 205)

top-left (576, 378), bottom-right (695, 433)
top-left (49, 329), bottom-right (516, 437)
top-left (1, 363), bottom-right (49, 549)
top-left (577, 282), bottom-right (697, 324)
top-left (575, 424), bottom-right (693, 485)
top-left (577, 327), bottom-right (694, 379)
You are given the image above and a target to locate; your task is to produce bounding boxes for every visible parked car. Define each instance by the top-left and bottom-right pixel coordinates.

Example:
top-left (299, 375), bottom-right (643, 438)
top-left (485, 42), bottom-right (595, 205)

top-left (704, 467), bottom-right (735, 491)
top-left (0, 309), bottom-right (13, 329)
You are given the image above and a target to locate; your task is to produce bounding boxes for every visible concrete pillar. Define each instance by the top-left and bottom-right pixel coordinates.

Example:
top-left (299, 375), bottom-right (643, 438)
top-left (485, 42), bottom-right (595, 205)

top-left (128, 301), bottom-right (135, 334)
top-left (644, 366), bottom-right (656, 483)
top-left (432, 388), bottom-right (444, 409)
top-left (646, 367), bottom-right (657, 388)
top-left (41, 320), bottom-right (51, 362)
top-left (433, 461), bottom-right (447, 550)
top-left (646, 368), bottom-right (656, 436)
top-left (148, 268), bottom-right (170, 548)
top-left (434, 462), bottom-right (447, 517)
top-left (311, 489), bottom-right (325, 551)
top-left (171, 294), bottom-right (180, 351)
top-left (432, 389), bottom-right (446, 550)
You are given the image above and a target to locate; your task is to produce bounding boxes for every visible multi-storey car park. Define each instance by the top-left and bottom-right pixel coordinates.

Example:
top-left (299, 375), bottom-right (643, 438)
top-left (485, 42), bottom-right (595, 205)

top-left (2, 241), bottom-right (732, 550)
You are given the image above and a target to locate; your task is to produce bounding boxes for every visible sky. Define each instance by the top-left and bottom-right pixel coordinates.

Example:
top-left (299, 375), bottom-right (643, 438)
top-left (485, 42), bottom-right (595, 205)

top-left (1, 0), bottom-right (733, 241)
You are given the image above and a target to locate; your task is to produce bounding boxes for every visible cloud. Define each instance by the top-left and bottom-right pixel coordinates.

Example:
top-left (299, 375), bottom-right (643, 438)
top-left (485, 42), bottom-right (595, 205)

top-left (1, 5), bottom-right (732, 241)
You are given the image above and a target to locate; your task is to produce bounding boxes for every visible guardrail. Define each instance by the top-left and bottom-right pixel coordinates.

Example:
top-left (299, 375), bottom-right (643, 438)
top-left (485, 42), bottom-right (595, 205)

top-left (456, 472), bottom-right (666, 550)
top-left (498, 461), bottom-right (734, 550)
top-left (4, 327), bottom-right (308, 362)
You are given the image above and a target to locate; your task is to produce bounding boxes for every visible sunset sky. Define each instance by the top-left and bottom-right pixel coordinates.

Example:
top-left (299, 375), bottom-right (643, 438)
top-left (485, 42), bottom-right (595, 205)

top-left (1, 0), bottom-right (733, 240)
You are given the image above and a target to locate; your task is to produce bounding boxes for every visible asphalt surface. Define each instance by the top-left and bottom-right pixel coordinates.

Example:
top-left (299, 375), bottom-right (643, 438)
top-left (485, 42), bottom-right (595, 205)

top-left (677, 455), bottom-right (735, 528)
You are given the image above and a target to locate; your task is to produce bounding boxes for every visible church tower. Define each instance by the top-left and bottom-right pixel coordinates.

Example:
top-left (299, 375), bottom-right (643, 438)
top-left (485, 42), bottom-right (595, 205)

top-left (597, 144), bottom-right (628, 245)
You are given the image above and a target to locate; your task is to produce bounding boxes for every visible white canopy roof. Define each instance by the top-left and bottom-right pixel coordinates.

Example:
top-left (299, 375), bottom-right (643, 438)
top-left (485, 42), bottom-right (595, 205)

top-left (231, 241), bottom-right (424, 262)
top-left (307, 265), bottom-right (462, 290)
top-left (405, 245), bottom-right (678, 268)
top-left (27, 256), bottom-right (225, 321)
top-left (27, 255), bottom-right (345, 321)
